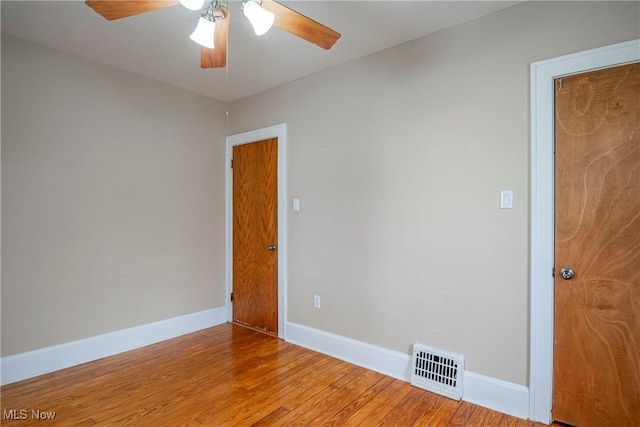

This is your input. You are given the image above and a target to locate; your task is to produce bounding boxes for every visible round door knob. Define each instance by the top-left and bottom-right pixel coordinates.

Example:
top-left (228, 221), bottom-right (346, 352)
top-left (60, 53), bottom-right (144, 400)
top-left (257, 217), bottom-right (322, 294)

top-left (559, 268), bottom-right (574, 280)
top-left (267, 244), bottom-right (277, 251)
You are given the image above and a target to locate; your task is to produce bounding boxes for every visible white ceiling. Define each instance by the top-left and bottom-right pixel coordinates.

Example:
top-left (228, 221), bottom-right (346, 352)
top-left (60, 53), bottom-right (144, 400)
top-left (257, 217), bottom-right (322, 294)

top-left (1, 1), bottom-right (519, 103)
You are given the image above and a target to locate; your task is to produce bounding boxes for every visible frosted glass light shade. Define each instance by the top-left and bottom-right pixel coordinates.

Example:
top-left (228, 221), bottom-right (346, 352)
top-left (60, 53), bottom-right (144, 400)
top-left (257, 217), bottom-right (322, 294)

top-left (243, 0), bottom-right (274, 36)
top-left (179, 0), bottom-right (205, 11)
top-left (190, 17), bottom-right (216, 48)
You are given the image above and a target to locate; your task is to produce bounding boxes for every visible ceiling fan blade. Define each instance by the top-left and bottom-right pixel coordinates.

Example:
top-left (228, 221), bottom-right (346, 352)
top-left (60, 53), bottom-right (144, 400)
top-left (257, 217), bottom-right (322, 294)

top-left (201, 7), bottom-right (229, 68)
top-left (85, 0), bottom-right (179, 21)
top-left (262, 0), bottom-right (340, 50)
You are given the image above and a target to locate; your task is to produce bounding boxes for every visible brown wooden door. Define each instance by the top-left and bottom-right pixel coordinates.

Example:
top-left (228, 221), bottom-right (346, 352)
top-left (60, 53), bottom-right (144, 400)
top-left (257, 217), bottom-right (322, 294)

top-left (232, 138), bottom-right (278, 335)
top-left (553, 63), bottom-right (640, 426)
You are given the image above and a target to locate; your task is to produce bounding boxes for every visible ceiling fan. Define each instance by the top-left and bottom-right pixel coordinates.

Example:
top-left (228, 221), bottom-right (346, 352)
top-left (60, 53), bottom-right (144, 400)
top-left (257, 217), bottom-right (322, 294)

top-left (85, 0), bottom-right (341, 69)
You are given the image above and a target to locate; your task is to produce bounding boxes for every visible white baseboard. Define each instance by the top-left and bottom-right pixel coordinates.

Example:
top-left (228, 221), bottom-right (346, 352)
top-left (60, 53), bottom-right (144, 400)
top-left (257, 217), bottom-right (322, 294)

top-left (463, 371), bottom-right (529, 419)
top-left (285, 321), bottom-right (412, 381)
top-left (285, 321), bottom-right (530, 420)
top-left (0, 306), bottom-right (227, 386)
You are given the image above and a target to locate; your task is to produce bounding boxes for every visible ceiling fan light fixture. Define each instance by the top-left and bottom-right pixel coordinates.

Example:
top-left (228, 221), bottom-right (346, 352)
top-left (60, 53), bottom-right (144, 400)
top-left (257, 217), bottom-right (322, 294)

top-left (179, 0), bottom-right (205, 11)
top-left (242, 0), bottom-right (275, 36)
top-left (190, 16), bottom-right (216, 49)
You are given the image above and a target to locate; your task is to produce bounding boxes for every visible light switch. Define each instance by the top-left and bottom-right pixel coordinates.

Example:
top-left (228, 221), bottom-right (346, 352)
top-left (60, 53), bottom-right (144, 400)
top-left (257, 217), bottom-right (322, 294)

top-left (293, 198), bottom-right (300, 211)
top-left (500, 190), bottom-right (513, 209)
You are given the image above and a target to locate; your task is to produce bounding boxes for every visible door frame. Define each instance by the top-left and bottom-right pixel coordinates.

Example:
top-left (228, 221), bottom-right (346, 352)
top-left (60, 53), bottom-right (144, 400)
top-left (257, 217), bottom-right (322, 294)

top-left (529, 39), bottom-right (639, 423)
top-left (225, 123), bottom-right (288, 339)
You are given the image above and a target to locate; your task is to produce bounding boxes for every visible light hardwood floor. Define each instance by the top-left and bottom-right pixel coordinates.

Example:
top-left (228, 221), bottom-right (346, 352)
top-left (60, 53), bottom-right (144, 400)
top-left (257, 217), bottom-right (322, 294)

top-left (1, 324), bottom-right (551, 426)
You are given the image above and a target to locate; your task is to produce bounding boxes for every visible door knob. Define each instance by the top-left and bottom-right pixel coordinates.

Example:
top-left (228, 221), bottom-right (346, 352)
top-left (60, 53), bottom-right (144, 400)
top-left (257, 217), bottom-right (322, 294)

top-left (267, 244), bottom-right (277, 251)
top-left (559, 268), bottom-right (574, 280)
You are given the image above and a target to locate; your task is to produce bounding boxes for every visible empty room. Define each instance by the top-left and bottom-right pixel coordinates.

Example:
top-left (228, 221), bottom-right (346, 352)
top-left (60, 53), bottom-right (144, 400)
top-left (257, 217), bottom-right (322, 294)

top-left (1, 1), bottom-right (639, 425)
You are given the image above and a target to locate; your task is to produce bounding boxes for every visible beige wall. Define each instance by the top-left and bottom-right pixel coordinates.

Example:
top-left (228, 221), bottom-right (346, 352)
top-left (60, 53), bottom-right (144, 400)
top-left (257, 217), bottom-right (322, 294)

top-left (1, 35), bottom-right (228, 356)
top-left (228, 1), bottom-right (640, 385)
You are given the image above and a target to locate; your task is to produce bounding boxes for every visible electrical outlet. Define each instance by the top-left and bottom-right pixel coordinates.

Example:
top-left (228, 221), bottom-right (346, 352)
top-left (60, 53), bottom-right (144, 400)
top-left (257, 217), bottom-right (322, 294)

top-left (313, 295), bottom-right (321, 309)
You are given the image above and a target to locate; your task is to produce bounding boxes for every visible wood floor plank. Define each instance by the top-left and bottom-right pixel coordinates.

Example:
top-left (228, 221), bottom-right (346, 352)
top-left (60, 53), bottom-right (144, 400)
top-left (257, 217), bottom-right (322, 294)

top-left (464, 405), bottom-right (491, 427)
top-left (378, 386), bottom-right (443, 425)
top-left (228, 355), bottom-right (343, 425)
top-left (446, 400), bottom-right (477, 426)
top-left (250, 406), bottom-right (290, 426)
top-left (413, 394), bottom-right (461, 426)
top-left (216, 351), bottom-right (327, 425)
top-left (267, 355), bottom-right (353, 410)
top-left (332, 377), bottom-right (413, 425)
top-left (1, 324), bottom-right (533, 427)
top-left (322, 375), bottom-right (396, 426)
top-left (499, 413), bottom-right (522, 426)
top-left (482, 407), bottom-right (506, 426)
top-left (270, 366), bottom-right (383, 425)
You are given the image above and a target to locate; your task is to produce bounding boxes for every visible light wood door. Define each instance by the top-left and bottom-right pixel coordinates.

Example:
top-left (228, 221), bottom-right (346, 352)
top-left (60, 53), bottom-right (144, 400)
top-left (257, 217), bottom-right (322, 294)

top-left (553, 63), bottom-right (640, 426)
top-left (232, 138), bottom-right (278, 335)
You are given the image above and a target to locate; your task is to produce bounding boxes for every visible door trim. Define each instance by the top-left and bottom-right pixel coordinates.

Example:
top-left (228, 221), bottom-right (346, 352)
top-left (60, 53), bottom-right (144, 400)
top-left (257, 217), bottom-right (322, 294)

top-left (226, 124), bottom-right (288, 339)
top-left (529, 39), bottom-right (639, 423)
